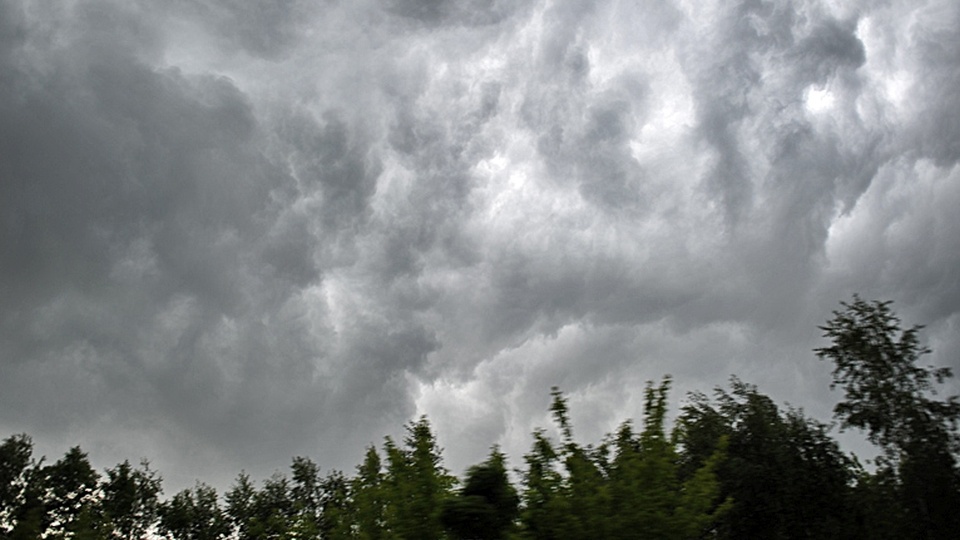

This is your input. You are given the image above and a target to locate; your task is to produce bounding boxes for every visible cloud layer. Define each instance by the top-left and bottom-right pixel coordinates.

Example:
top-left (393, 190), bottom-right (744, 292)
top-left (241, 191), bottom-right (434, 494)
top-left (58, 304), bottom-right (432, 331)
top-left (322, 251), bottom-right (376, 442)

top-left (1, 0), bottom-right (958, 489)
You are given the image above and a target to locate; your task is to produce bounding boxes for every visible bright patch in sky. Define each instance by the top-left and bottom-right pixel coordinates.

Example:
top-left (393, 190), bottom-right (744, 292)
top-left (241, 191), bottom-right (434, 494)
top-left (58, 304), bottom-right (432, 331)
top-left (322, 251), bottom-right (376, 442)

top-left (804, 85), bottom-right (835, 114)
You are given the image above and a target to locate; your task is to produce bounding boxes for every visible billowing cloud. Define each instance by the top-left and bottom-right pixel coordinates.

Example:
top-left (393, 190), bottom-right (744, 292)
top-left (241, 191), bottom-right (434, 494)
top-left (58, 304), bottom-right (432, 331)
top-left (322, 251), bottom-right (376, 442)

top-left (1, 0), bottom-right (957, 490)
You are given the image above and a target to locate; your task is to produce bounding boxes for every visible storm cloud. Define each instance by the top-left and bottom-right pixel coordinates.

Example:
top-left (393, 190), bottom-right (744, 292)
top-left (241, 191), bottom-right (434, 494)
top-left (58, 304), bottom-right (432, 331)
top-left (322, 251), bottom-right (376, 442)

top-left (1, 0), bottom-right (958, 490)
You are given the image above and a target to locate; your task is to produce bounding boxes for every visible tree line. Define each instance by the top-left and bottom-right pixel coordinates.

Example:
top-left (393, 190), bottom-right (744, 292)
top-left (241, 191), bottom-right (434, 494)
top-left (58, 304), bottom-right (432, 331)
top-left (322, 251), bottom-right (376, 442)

top-left (2, 296), bottom-right (958, 540)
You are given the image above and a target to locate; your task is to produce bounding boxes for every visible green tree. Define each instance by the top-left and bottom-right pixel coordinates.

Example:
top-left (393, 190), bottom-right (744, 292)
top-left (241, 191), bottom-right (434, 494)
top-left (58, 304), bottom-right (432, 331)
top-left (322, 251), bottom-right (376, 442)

top-left (519, 381), bottom-right (726, 540)
top-left (677, 379), bottom-right (855, 539)
top-left (383, 417), bottom-right (454, 540)
top-left (549, 388), bottom-right (609, 540)
top-left (351, 446), bottom-right (388, 540)
top-left (250, 474), bottom-right (295, 540)
top-left (440, 447), bottom-right (518, 540)
top-left (517, 428), bottom-right (564, 540)
top-left (815, 296), bottom-right (960, 539)
top-left (632, 379), bottom-right (681, 538)
top-left (611, 378), bottom-right (727, 540)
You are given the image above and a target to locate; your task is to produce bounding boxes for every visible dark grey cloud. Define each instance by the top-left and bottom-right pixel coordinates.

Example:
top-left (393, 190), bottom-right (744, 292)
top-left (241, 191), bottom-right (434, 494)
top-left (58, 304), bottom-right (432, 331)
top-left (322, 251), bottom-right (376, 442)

top-left (1, 0), bottom-right (958, 489)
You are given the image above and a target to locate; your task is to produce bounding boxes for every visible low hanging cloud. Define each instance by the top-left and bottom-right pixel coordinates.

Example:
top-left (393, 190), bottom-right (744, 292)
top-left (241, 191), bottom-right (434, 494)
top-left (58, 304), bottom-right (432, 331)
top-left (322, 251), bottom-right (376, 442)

top-left (1, 0), bottom-right (958, 490)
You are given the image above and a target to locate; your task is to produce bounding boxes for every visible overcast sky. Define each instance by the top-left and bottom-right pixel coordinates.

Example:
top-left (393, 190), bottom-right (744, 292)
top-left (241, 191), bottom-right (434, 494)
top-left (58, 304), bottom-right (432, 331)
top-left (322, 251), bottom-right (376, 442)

top-left (2, 0), bottom-right (959, 492)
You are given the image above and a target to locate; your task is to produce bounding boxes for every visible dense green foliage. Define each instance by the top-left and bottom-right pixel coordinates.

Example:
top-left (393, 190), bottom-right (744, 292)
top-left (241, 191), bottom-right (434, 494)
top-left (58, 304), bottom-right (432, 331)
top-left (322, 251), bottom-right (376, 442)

top-left (1, 297), bottom-right (958, 539)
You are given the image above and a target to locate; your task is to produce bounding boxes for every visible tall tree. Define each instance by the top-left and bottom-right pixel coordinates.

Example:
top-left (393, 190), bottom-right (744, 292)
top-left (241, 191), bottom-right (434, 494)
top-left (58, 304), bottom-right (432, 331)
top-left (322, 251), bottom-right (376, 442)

top-left (383, 417), bottom-right (454, 540)
top-left (815, 296), bottom-right (960, 539)
top-left (549, 388), bottom-right (609, 540)
top-left (517, 428), bottom-right (565, 540)
top-left (224, 473), bottom-right (256, 540)
top-left (351, 447), bottom-right (388, 540)
top-left (289, 457), bottom-right (322, 539)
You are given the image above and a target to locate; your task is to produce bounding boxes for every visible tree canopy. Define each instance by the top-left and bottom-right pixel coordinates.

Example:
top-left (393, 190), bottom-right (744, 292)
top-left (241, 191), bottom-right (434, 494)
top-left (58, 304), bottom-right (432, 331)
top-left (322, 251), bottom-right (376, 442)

top-left (816, 295), bottom-right (960, 539)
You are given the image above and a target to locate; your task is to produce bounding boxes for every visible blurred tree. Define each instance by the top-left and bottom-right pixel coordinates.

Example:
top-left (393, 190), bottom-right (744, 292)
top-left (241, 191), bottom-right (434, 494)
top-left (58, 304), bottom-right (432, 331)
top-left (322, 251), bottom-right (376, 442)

top-left (290, 457), bottom-right (322, 539)
top-left (617, 378), bottom-right (727, 540)
top-left (517, 428), bottom-right (565, 540)
top-left (549, 388), bottom-right (609, 540)
top-left (677, 379), bottom-right (854, 539)
top-left (816, 296), bottom-right (960, 539)
top-left (519, 381), bottom-right (726, 540)
top-left (440, 447), bottom-right (518, 540)
top-left (383, 417), bottom-right (454, 540)
top-left (318, 470), bottom-right (351, 540)
top-left (350, 446), bottom-right (388, 540)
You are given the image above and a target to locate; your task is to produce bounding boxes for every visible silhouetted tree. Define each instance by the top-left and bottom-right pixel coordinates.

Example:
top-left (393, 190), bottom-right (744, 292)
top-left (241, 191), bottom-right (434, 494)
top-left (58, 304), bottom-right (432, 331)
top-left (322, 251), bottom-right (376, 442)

top-left (677, 378), bottom-right (856, 539)
top-left (157, 483), bottom-right (229, 540)
top-left (224, 473), bottom-right (256, 540)
top-left (44, 446), bottom-right (101, 539)
top-left (287, 456), bottom-right (323, 539)
top-left (816, 296), bottom-right (960, 539)
top-left (0, 434), bottom-right (38, 538)
top-left (100, 460), bottom-right (162, 540)
top-left (440, 447), bottom-right (518, 540)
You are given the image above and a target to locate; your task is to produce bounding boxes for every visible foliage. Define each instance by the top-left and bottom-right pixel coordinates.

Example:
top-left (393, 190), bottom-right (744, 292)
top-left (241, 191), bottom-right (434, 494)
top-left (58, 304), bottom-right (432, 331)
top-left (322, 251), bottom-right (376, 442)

top-left (351, 446), bottom-right (387, 540)
top-left (816, 295), bottom-right (960, 539)
top-left (440, 447), bottom-right (518, 540)
top-left (815, 295), bottom-right (960, 456)
top-left (517, 378), bottom-right (727, 540)
top-left (100, 460), bottom-right (162, 540)
top-left (383, 416), bottom-right (455, 540)
top-left (0, 435), bottom-right (39, 539)
top-left (44, 447), bottom-right (101, 540)
top-left (157, 483), bottom-right (229, 540)
top-left (677, 378), bottom-right (853, 539)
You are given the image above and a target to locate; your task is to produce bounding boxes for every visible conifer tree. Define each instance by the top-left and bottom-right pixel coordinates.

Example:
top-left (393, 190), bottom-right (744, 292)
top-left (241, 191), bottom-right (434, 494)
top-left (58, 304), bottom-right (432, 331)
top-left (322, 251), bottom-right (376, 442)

top-left (383, 417), bottom-right (454, 540)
